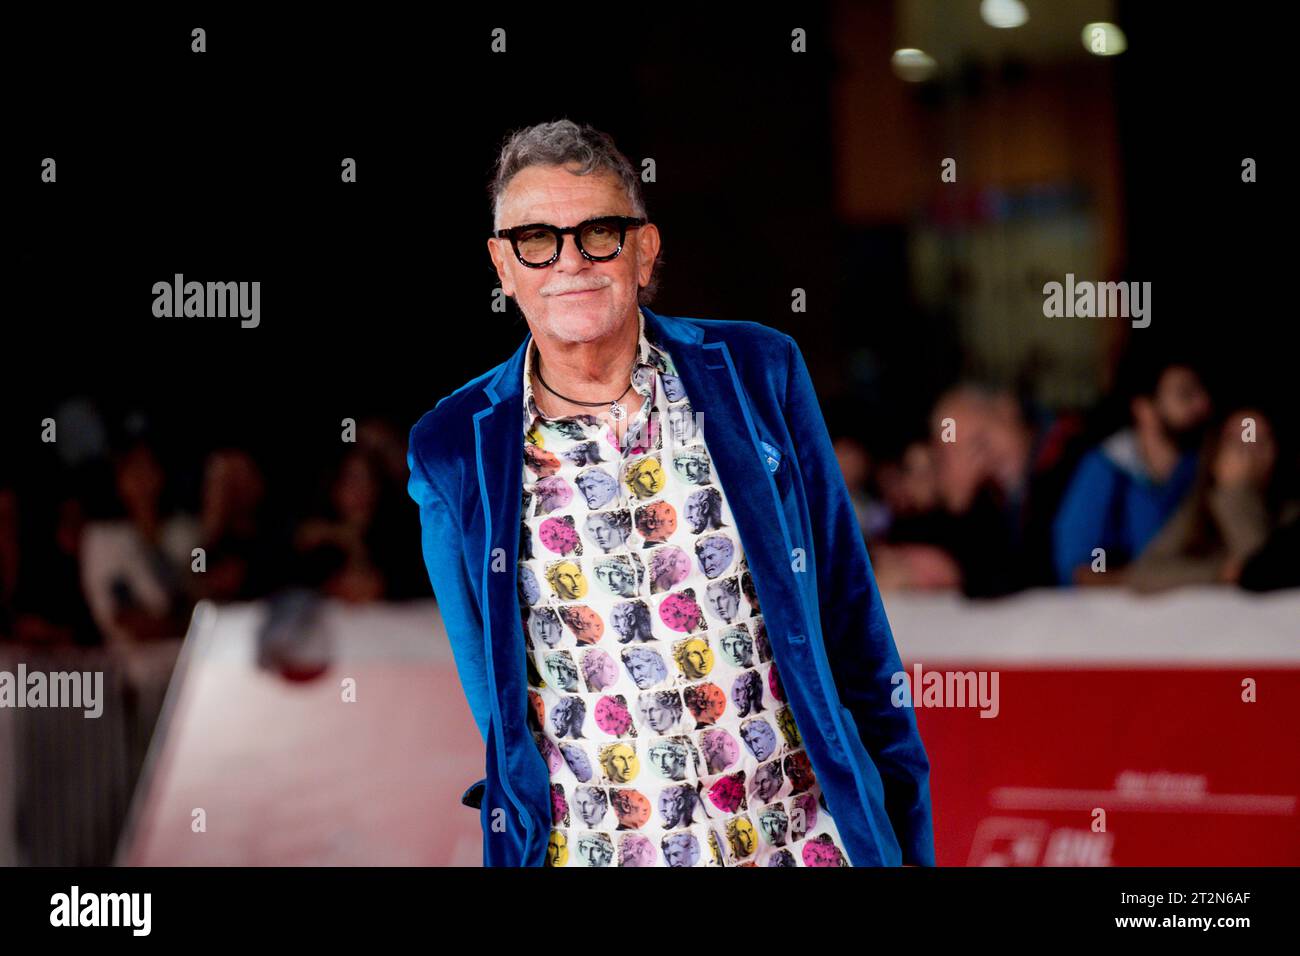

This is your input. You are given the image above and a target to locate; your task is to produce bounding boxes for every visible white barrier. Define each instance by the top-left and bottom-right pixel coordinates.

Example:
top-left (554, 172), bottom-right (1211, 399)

top-left (883, 586), bottom-right (1300, 665)
top-left (7, 586), bottom-right (1296, 866)
top-left (0, 641), bottom-right (177, 865)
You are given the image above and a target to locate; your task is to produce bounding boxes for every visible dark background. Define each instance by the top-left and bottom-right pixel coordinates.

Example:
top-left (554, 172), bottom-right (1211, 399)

top-left (4, 2), bottom-right (1285, 541)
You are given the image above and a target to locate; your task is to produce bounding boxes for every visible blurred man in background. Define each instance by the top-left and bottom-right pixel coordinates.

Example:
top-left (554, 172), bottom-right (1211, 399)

top-left (868, 384), bottom-right (1082, 597)
top-left (1052, 358), bottom-right (1212, 585)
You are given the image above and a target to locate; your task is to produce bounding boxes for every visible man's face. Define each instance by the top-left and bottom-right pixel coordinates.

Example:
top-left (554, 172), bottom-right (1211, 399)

top-left (629, 458), bottom-right (664, 497)
top-left (586, 514), bottom-right (615, 550)
top-left (627, 653), bottom-right (654, 685)
top-left (642, 698), bottom-right (672, 731)
top-left (743, 720), bottom-right (776, 760)
top-left (530, 611), bottom-right (560, 646)
top-left (638, 501), bottom-right (673, 540)
top-left (585, 650), bottom-right (615, 686)
top-left (731, 818), bottom-right (756, 855)
top-left (602, 744), bottom-right (637, 781)
top-left (1153, 365), bottom-right (1212, 447)
top-left (611, 602), bottom-right (633, 633)
top-left (625, 838), bottom-right (654, 866)
top-left (721, 633), bottom-right (743, 662)
top-left (698, 537), bottom-right (732, 577)
top-left (665, 788), bottom-right (685, 816)
top-left (668, 404), bottom-right (695, 442)
top-left (488, 164), bottom-right (660, 344)
top-left (547, 831), bottom-right (567, 866)
top-left (577, 470), bottom-right (615, 508)
top-left (663, 837), bottom-right (690, 866)
top-left (761, 813), bottom-right (784, 841)
top-left (579, 838), bottom-right (612, 866)
top-left (557, 569), bottom-right (580, 596)
top-left (685, 494), bottom-right (706, 531)
top-left (708, 584), bottom-right (738, 621)
top-left (675, 451), bottom-right (707, 483)
top-left (547, 655), bottom-right (576, 687)
top-left (650, 744), bottom-right (683, 776)
top-left (683, 640), bottom-right (710, 675)
top-left (571, 607), bottom-right (601, 642)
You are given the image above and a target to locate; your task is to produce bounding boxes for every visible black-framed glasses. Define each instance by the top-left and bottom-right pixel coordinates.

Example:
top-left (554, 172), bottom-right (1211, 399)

top-left (493, 215), bottom-right (646, 268)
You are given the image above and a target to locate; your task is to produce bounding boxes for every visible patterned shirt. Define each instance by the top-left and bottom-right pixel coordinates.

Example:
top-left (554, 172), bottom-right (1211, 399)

top-left (517, 308), bottom-right (851, 867)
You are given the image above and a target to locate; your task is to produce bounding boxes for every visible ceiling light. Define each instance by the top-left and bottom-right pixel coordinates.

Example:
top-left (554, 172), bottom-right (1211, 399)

top-left (1082, 22), bottom-right (1127, 56)
top-left (891, 48), bottom-right (938, 82)
top-left (980, 0), bottom-right (1029, 29)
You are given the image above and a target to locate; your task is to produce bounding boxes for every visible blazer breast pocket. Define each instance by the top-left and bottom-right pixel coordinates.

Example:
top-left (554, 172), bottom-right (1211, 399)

top-left (758, 434), bottom-right (808, 557)
top-left (759, 439), bottom-right (783, 474)
top-left (758, 437), bottom-right (796, 499)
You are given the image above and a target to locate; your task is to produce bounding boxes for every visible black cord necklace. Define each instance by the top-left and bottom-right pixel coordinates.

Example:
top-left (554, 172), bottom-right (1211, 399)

top-left (535, 347), bottom-right (636, 420)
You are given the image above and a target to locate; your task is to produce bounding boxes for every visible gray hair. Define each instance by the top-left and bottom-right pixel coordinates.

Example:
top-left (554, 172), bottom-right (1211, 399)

top-left (489, 118), bottom-right (662, 305)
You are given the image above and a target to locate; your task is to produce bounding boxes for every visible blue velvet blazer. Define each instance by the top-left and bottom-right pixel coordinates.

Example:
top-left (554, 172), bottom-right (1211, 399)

top-left (407, 306), bottom-right (935, 866)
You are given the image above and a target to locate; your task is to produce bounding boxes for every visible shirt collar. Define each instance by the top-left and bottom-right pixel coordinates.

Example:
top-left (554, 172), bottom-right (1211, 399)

top-left (523, 308), bottom-right (671, 432)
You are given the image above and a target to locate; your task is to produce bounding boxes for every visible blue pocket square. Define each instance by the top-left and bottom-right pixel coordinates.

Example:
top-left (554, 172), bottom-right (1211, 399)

top-left (759, 440), bottom-right (782, 473)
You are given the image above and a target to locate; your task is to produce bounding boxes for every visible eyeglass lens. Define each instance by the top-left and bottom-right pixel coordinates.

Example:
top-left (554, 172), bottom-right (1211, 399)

top-left (517, 219), bottom-right (624, 264)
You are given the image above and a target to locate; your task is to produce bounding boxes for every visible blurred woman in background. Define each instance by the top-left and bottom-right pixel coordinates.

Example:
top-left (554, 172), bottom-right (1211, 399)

top-left (1126, 407), bottom-right (1300, 593)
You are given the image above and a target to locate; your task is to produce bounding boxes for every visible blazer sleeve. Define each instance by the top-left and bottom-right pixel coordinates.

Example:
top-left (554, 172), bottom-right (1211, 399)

top-left (406, 429), bottom-right (492, 745)
top-left (781, 334), bottom-right (936, 865)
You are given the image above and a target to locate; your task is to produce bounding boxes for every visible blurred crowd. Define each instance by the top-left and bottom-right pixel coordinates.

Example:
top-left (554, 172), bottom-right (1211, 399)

top-left (4, 345), bottom-right (1298, 657)
top-left (0, 414), bottom-right (428, 651)
top-left (836, 349), bottom-right (1300, 598)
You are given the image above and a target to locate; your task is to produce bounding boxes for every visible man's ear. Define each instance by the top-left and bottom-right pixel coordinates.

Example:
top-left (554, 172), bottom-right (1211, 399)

top-left (487, 238), bottom-right (514, 296)
top-left (636, 223), bottom-right (661, 288)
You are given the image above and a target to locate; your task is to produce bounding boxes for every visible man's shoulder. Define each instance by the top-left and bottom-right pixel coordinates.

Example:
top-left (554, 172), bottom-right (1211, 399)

top-left (655, 313), bottom-right (798, 388)
top-left (1061, 439), bottom-right (1130, 500)
top-left (663, 313), bottom-right (796, 352)
top-left (408, 362), bottom-right (506, 467)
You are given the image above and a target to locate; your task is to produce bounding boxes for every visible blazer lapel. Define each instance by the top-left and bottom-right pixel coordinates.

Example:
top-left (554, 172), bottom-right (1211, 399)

top-left (472, 336), bottom-right (552, 860)
top-left (646, 308), bottom-right (846, 770)
top-left (644, 309), bottom-right (812, 667)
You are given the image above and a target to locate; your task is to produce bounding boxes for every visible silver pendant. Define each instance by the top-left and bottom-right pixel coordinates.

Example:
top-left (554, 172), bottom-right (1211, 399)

top-left (610, 400), bottom-right (626, 420)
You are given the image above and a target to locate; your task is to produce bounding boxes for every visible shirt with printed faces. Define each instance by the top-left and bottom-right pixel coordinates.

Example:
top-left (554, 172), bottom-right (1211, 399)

top-left (518, 309), bottom-right (851, 868)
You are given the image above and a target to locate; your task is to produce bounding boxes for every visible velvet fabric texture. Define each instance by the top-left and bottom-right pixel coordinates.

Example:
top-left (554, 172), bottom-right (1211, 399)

top-left (407, 306), bottom-right (934, 866)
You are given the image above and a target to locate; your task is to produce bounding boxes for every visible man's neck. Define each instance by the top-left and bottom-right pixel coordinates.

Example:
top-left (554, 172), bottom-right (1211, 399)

top-left (1136, 423), bottom-right (1180, 482)
top-left (530, 312), bottom-right (639, 410)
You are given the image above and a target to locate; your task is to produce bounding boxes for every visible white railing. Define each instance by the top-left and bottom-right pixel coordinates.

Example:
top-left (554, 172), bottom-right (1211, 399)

top-left (0, 641), bottom-right (179, 865)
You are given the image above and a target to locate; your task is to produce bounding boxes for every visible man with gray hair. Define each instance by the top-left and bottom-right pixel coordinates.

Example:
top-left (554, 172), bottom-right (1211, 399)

top-left (408, 119), bottom-right (932, 867)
